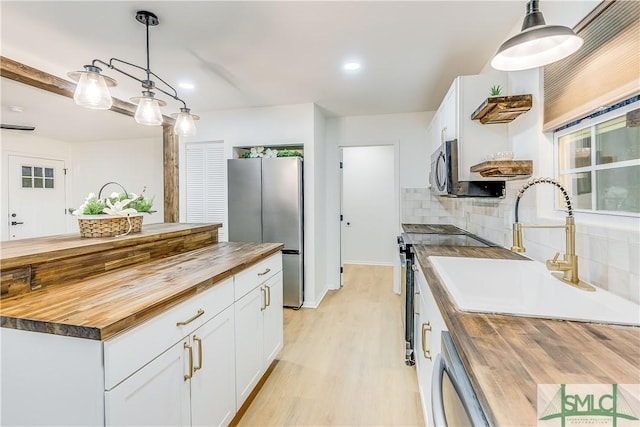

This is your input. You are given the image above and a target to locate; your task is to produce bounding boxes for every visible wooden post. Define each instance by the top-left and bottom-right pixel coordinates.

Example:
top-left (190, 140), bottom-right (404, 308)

top-left (1, 56), bottom-right (180, 222)
top-left (163, 124), bottom-right (179, 223)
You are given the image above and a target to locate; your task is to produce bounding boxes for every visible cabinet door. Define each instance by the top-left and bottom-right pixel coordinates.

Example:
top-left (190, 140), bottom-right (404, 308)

top-left (440, 80), bottom-right (458, 142)
top-left (414, 280), bottom-right (434, 427)
top-left (105, 339), bottom-right (191, 427)
top-left (191, 305), bottom-right (236, 427)
top-left (234, 286), bottom-right (265, 408)
top-left (263, 272), bottom-right (284, 368)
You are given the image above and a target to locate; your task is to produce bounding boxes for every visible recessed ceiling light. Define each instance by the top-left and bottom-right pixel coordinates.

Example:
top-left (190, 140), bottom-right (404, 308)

top-left (343, 62), bottom-right (361, 71)
top-left (178, 82), bottom-right (195, 90)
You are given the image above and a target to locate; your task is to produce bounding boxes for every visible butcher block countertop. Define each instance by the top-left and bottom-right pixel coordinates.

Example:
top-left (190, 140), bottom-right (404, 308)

top-left (414, 245), bottom-right (640, 426)
top-left (1, 231), bottom-right (283, 340)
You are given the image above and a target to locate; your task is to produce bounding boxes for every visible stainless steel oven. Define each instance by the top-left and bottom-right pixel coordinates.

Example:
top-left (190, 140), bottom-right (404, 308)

top-left (397, 225), bottom-right (493, 366)
top-left (432, 331), bottom-right (488, 427)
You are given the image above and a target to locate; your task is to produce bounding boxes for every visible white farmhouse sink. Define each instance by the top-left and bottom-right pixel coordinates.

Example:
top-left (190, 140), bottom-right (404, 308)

top-left (429, 256), bottom-right (640, 326)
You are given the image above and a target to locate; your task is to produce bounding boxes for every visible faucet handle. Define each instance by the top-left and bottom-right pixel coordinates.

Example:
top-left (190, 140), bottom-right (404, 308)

top-left (552, 252), bottom-right (560, 262)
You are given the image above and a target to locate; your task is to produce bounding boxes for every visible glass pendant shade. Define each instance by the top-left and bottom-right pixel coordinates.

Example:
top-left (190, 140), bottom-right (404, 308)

top-left (71, 70), bottom-right (114, 109)
top-left (172, 108), bottom-right (199, 137)
top-left (132, 93), bottom-right (165, 126)
top-left (491, 0), bottom-right (583, 71)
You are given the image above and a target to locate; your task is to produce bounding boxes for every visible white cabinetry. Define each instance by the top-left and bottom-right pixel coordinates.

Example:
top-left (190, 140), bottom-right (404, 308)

top-left (104, 278), bottom-right (236, 427)
top-left (414, 263), bottom-right (447, 427)
top-left (234, 254), bottom-right (284, 408)
top-left (428, 73), bottom-right (509, 181)
top-left (0, 252), bottom-right (283, 427)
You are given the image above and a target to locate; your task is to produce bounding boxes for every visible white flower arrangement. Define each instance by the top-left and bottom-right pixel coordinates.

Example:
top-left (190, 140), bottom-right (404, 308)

top-left (72, 187), bottom-right (155, 216)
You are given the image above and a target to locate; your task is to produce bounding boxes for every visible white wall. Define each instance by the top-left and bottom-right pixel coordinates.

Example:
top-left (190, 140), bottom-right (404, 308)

top-left (71, 137), bottom-right (165, 227)
top-left (0, 131), bottom-right (73, 240)
top-left (178, 103), bottom-right (328, 308)
top-left (325, 112), bottom-right (431, 289)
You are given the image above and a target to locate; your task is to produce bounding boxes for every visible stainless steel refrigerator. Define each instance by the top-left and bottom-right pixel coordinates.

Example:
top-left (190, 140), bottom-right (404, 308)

top-left (227, 157), bottom-right (304, 308)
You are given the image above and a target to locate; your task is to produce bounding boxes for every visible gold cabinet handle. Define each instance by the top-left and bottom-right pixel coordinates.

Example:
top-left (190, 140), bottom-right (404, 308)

top-left (413, 292), bottom-right (419, 315)
top-left (260, 287), bottom-right (267, 311)
top-left (184, 342), bottom-right (193, 381)
top-left (258, 268), bottom-right (271, 277)
top-left (193, 335), bottom-right (203, 372)
top-left (266, 284), bottom-right (271, 307)
top-left (422, 322), bottom-right (432, 360)
top-left (176, 309), bottom-right (205, 326)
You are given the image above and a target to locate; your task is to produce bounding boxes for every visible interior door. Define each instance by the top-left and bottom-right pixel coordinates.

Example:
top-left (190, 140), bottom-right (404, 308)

top-left (340, 145), bottom-right (397, 269)
top-left (7, 155), bottom-right (67, 240)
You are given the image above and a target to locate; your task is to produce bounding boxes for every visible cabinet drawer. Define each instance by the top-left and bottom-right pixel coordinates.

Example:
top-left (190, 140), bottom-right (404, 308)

top-left (104, 277), bottom-right (234, 390)
top-left (234, 252), bottom-right (282, 301)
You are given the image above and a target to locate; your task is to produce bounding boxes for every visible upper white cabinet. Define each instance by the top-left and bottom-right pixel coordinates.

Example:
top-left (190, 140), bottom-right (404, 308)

top-left (428, 72), bottom-right (509, 181)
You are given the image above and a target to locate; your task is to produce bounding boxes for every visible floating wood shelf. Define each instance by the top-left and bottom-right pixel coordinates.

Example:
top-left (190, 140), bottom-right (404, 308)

top-left (471, 95), bottom-right (533, 124)
top-left (470, 160), bottom-right (533, 178)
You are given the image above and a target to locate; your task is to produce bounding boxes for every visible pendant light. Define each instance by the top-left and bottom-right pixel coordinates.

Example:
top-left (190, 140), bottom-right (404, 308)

top-left (68, 11), bottom-right (198, 136)
top-left (491, 0), bottom-right (583, 71)
top-left (172, 107), bottom-right (200, 137)
top-left (131, 91), bottom-right (166, 126)
top-left (68, 65), bottom-right (116, 110)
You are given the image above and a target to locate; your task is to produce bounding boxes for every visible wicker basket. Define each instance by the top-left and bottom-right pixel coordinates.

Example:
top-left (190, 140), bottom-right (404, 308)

top-left (77, 214), bottom-right (144, 238)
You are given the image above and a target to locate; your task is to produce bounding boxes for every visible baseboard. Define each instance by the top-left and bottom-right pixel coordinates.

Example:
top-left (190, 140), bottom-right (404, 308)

top-left (342, 261), bottom-right (395, 267)
top-left (301, 285), bottom-right (329, 309)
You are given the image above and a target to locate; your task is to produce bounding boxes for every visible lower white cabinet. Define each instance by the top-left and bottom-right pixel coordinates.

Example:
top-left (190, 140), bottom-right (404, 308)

top-left (414, 264), bottom-right (447, 427)
top-left (0, 252), bottom-right (283, 427)
top-left (235, 270), bottom-right (284, 408)
top-left (105, 302), bottom-right (236, 427)
top-left (104, 337), bottom-right (191, 426)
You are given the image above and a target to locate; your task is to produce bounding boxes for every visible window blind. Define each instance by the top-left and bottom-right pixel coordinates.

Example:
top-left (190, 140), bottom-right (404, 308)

top-left (185, 141), bottom-right (227, 241)
top-left (543, 0), bottom-right (640, 131)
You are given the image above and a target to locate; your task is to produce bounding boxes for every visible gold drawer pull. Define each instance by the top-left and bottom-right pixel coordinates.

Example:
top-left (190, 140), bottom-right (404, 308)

top-left (176, 309), bottom-right (205, 326)
top-left (193, 335), bottom-right (203, 372)
top-left (422, 322), bottom-right (432, 360)
top-left (184, 342), bottom-right (193, 381)
top-left (258, 268), bottom-right (271, 276)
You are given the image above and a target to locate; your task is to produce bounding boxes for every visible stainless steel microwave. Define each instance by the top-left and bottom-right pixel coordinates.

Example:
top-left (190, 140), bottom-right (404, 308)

top-left (430, 140), bottom-right (505, 198)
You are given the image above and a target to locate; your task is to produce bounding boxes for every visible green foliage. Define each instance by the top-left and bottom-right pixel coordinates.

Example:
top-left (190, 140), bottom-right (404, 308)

top-left (82, 197), bottom-right (107, 215)
top-left (128, 195), bottom-right (155, 213)
top-left (277, 150), bottom-right (303, 157)
top-left (489, 85), bottom-right (502, 96)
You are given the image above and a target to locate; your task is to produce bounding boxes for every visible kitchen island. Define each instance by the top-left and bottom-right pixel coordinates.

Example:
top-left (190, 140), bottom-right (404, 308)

top-left (0, 223), bottom-right (284, 426)
top-left (413, 244), bottom-right (640, 426)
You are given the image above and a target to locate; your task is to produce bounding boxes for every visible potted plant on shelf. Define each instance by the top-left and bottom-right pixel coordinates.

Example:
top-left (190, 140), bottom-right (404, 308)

top-left (72, 182), bottom-right (155, 238)
top-left (489, 84), bottom-right (503, 97)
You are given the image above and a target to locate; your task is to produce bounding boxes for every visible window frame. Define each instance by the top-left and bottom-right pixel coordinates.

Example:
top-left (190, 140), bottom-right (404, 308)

top-left (553, 100), bottom-right (640, 218)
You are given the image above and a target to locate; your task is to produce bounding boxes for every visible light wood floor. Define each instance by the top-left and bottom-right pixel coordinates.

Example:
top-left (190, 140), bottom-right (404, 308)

top-left (237, 264), bottom-right (424, 426)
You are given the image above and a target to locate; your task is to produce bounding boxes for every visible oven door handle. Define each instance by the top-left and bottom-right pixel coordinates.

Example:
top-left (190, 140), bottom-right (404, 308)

top-left (431, 353), bottom-right (447, 427)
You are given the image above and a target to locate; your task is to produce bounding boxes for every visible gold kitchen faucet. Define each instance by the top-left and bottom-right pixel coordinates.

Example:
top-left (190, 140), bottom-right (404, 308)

top-left (511, 177), bottom-right (595, 291)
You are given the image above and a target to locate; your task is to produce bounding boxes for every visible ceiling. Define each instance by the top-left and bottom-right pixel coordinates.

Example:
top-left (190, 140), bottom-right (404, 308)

top-left (0, 1), bottom-right (533, 142)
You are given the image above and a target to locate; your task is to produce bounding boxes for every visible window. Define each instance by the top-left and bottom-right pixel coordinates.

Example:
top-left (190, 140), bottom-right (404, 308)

top-left (555, 103), bottom-right (640, 216)
top-left (21, 165), bottom-right (55, 189)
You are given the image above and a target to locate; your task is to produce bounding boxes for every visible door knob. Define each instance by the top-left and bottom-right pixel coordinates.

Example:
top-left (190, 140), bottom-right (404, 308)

top-left (11, 221), bottom-right (24, 226)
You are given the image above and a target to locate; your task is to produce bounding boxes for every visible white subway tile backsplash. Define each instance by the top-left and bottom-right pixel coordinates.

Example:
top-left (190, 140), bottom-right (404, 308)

top-left (401, 187), bottom-right (640, 303)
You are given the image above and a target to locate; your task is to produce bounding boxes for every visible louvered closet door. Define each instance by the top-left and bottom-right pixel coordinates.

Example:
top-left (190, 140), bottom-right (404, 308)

top-left (185, 142), bottom-right (227, 241)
